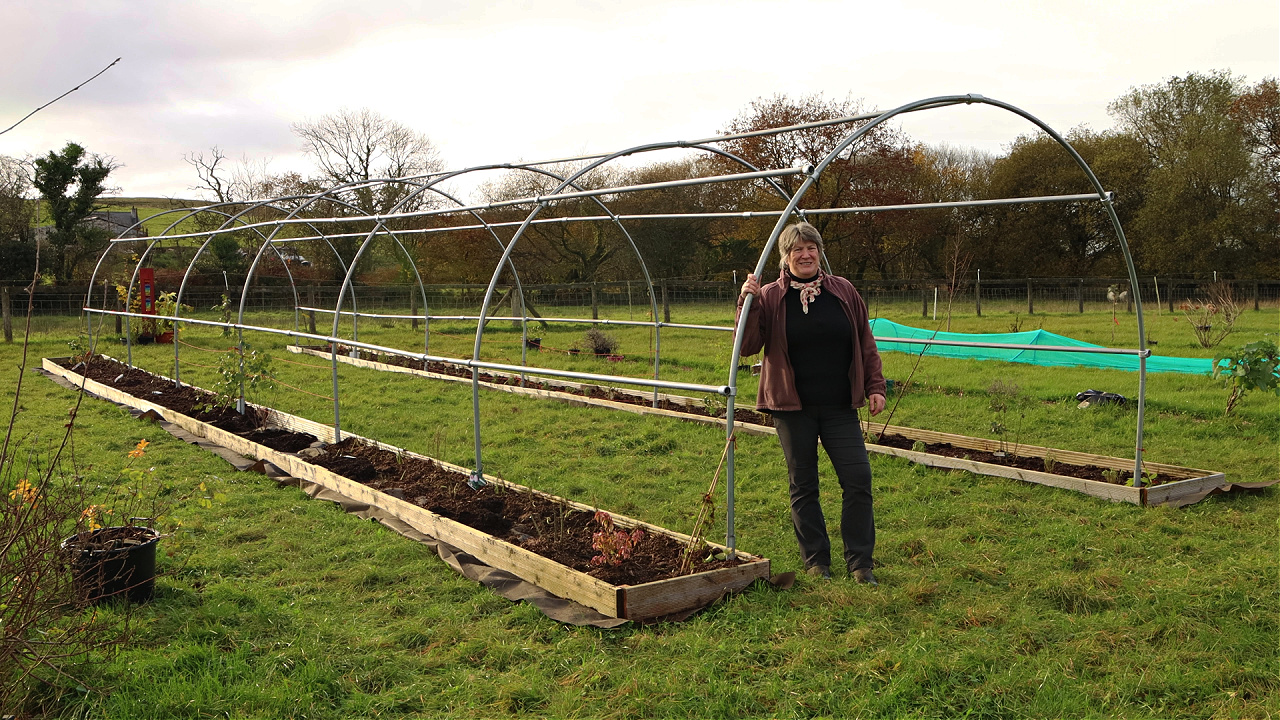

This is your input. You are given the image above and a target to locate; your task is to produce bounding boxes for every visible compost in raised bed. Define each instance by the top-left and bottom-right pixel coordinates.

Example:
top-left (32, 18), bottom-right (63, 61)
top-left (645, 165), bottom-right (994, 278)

top-left (316, 345), bottom-right (1151, 485)
top-left (59, 355), bottom-right (745, 585)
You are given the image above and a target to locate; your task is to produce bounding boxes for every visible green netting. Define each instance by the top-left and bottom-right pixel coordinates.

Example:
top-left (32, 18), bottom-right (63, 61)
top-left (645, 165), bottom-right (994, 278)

top-left (870, 319), bottom-right (1215, 375)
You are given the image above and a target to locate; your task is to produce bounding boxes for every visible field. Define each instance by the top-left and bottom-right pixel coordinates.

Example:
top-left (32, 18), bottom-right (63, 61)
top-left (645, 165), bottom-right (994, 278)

top-left (4, 298), bottom-right (1277, 718)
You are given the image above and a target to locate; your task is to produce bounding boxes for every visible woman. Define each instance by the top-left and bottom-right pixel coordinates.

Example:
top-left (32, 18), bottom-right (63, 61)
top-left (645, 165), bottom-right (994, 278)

top-left (737, 222), bottom-right (886, 583)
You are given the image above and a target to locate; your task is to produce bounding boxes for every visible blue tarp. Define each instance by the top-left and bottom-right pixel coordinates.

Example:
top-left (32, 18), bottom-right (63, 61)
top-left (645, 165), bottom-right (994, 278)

top-left (869, 319), bottom-right (1216, 375)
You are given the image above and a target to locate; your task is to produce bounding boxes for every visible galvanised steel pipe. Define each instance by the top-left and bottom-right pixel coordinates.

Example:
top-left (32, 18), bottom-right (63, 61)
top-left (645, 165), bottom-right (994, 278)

top-left (300, 307), bottom-right (736, 333)
top-left (973, 95), bottom-right (1149, 486)
top-left (168, 189), bottom-right (1109, 249)
top-left (466, 141), bottom-right (803, 477)
top-left (104, 166), bottom-right (809, 244)
top-left (167, 203), bottom-right (314, 386)
top-left (84, 307), bottom-right (732, 396)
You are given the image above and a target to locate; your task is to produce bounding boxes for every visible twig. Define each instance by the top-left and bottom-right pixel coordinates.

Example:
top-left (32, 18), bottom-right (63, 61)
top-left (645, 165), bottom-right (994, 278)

top-left (0, 57), bottom-right (122, 136)
top-left (680, 434), bottom-right (734, 574)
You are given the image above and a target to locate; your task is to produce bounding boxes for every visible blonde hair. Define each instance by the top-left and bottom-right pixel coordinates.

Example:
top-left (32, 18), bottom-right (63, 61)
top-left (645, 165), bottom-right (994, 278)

top-left (777, 222), bottom-right (824, 271)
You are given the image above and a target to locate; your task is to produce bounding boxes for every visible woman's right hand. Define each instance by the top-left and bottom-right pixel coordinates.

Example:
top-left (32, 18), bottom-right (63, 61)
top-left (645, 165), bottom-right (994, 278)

top-left (740, 273), bottom-right (760, 298)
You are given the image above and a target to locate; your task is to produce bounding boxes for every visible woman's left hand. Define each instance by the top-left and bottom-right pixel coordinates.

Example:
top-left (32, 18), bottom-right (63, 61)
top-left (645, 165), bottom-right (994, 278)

top-left (867, 393), bottom-right (886, 416)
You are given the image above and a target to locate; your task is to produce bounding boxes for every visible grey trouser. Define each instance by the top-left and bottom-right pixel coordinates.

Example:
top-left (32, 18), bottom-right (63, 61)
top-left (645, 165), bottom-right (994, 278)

top-left (771, 406), bottom-right (875, 571)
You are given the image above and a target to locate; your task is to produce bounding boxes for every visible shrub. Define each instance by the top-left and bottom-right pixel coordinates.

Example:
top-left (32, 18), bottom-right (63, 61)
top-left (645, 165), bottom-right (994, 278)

top-left (1213, 339), bottom-right (1280, 415)
top-left (583, 328), bottom-right (619, 356)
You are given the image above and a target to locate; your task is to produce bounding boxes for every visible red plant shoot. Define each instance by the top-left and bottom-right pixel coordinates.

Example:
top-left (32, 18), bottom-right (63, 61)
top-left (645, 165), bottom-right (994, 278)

top-left (590, 511), bottom-right (644, 567)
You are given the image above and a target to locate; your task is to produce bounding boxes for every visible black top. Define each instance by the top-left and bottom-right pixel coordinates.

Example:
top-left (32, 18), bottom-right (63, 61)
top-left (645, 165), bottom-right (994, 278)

top-left (784, 277), bottom-right (853, 408)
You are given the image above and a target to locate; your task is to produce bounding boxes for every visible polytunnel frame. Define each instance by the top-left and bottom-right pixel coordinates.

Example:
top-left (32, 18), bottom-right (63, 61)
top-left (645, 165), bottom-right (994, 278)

top-left (84, 202), bottom-right (315, 365)
top-left (425, 147), bottom-right (810, 481)
top-left (86, 200), bottom-right (377, 403)
top-left (79, 92), bottom-right (1153, 560)
top-left (723, 93), bottom-right (1150, 553)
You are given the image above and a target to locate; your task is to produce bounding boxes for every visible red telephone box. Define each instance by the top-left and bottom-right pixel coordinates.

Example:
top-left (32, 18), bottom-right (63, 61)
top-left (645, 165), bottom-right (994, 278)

top-left (139, 268), bottom-right (156, 316)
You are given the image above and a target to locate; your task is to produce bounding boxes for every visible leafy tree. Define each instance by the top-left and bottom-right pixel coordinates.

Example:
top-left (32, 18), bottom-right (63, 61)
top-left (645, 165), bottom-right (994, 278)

top-left (31, 142), bottom-right (115, 283)
top-left (0, 156), bottom-right (36, 283)
top-left (718, 93), bottom-right (926, 280)
top-left (977, 129), bottom-right (1150, 275)
top-left (1109, 71), bottom-right (1274, 274)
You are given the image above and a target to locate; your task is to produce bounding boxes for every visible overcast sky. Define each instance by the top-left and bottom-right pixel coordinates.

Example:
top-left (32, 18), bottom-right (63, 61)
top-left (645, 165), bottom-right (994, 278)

top-left (1, 0), bottom-right (1275, 201)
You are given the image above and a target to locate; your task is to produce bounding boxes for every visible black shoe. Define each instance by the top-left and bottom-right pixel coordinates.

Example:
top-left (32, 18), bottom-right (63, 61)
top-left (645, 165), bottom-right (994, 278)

top-left (805, 564), bottom-right (832, 580)
top-left (850, 567), bottom-right (878, 586)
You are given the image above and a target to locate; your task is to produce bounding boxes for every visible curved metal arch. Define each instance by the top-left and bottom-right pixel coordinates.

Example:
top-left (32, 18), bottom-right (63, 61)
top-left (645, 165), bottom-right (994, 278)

top-left (465, 139), bottom-right (810, 476)
top-left (317, 173), bottom-right (526, 359)
top-left (723, 93), bottom-right (1150, 553)
top-left (233, 177), bottom-right (447, 425)
top-left (168, 201), bottom-right (354, 385)
top-left (383, 162), bottom-right (665, 472)
top-left (88, 203), bottom-right (308, 366)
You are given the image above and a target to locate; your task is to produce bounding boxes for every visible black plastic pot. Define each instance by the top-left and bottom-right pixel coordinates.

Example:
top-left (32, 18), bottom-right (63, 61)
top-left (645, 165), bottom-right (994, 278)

top-left (62, 526), bottom-right (161, 604)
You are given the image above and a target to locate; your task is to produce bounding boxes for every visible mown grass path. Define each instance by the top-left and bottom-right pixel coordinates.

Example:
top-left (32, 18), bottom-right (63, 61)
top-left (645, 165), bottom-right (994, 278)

top-left (7, 304), bottom-right (1277, 718)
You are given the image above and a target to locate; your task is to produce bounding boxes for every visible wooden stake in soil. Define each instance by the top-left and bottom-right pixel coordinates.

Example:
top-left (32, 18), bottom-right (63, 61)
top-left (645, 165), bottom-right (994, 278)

top-left (681, 435), bottom-right (735, 574)
top-left (2, 286), bottom-right (11, 343)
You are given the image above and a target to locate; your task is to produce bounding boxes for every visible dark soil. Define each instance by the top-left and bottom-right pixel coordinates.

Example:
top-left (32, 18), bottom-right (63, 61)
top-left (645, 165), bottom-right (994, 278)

top-left (59, 355), bottom-right (742, 585)
top-left (307, 438), bottom-right (743, 585)
top-left (866, 431), bottom-right (1149, 485)
top-left (322, 344), bottom-right (777, 426)
top-left (314, 345), bottom-right (1149, 486)
top-left (63, 525), bottom-right (159, 553)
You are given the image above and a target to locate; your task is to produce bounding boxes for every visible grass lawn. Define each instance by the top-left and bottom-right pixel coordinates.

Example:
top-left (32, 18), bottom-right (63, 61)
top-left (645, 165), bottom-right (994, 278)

top-left (4, 299), bottom-right (1277, 719)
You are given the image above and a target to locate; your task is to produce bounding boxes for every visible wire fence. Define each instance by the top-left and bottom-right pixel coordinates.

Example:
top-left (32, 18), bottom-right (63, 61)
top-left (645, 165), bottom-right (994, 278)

top-left (4, 277), bottom-right (1279, 323)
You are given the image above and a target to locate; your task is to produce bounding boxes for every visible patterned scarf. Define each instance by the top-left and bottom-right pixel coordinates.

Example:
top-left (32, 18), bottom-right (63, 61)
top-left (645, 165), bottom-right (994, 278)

top-left (787, 269), bottom-right (824, 314)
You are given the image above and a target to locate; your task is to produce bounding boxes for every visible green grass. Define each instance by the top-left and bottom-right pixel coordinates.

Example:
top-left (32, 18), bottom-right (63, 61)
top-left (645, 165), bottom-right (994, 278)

top-left (5, 303), bottom-right (1278, 718)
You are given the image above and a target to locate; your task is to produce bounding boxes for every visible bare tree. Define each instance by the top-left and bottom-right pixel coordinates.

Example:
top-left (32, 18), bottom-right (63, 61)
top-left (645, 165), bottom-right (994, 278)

top-left (184, 147), bottom-right (275, 204)
top-left (292, 108), bottom-right (444, 215)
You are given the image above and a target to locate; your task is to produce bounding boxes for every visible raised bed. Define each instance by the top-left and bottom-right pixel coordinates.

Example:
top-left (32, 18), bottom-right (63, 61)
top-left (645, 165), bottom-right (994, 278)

top-left (290, 345), bottom-right (1231, 507)
top-left (43, 356), bottom-right (771, 621)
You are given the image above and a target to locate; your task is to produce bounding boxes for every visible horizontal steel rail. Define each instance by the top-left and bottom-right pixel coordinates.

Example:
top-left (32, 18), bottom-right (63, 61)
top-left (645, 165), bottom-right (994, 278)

top-left (296, 306), bottom-right (733, 332)
top-left (109, 167), bottom-right (808, 244)
top-left (84, 307), bottom-right (732, 395)
top-left (122, 191), bottom-right (1109, 249)
top-left (876, 336), bottom-right (1152, 356)
top-left (295, 307), bottom-right (1152, 355)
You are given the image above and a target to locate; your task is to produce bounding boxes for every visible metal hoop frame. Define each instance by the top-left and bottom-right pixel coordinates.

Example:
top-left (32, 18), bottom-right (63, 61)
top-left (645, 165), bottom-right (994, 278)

top-left (81, 94), bottom-right (1150, 556)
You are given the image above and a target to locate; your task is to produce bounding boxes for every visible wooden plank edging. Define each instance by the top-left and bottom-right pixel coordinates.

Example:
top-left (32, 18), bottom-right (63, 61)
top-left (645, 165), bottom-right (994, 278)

top-left (285, 349), bottom-right (1228, 507)
top-left (43, 356), bottom-right (770, 619)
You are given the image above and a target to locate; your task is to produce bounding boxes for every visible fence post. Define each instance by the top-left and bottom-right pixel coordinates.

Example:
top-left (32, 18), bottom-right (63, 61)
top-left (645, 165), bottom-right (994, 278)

top-left (511, 284), bottom-right (523, 330)
top-left (1078, 278), bottom-right (1084, 313)
top-left (975, 276), bottom-right (982, 317)
top-left (2, 287), bottom-right (11, 343)
top-left (921, 285), bottom-right (927, 318)
top-left (1126, 288), bottom-right (1133, 313)
top-left (1167, 279), bottom-right (1174, 313)
top-left (307, 285), bottom-right (317, 334)
top-left (1026, 279), bottom-right (1033, 315)
top-left (410, 288), bottom-right (418, 330)
top-left (591, 282), bottom-right (598, 320)
top-left (1254, 280), bottom-right (1260, 311)
top-left (662, 281), bottom-right (670, 324)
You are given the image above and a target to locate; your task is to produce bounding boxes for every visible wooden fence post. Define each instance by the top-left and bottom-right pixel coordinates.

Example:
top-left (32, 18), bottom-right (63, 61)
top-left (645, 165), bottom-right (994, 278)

top-left (1077, 278), bottom-right (1084, 313)
top-left (590, 283), bottom-right (599, 320)
top-left (2, 287), bottom-right (11, 343)
top-left (921, 285), bottom-right (927, 318)
top-left (410, 289), bottom-right (418, 330)
top-left (307, 285), bottom-right (317, 334)
top-left (1027, 279), bottom-right (1034, 315)
top-left (661, 281), bottom-right (670, 324)
top-left (1254, 280), bottom-right (1260, 311)
top-left (975, 276), bottom-right (981, 317)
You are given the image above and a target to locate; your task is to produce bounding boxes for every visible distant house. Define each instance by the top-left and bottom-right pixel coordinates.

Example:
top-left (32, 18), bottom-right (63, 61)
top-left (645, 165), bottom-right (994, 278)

top-left (85, 208), bottom-right (148, 238)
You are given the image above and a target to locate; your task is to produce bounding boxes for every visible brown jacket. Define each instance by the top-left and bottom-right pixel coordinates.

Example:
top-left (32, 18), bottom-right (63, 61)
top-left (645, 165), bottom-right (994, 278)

top-left (735, 273), bottom-right (885, 412)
